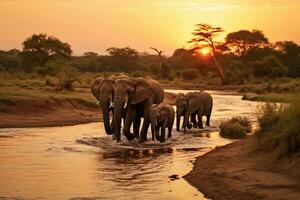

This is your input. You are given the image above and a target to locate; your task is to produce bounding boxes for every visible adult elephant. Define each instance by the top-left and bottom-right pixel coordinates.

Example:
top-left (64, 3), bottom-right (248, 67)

top-left (113, 77), bottom-right (164, 142)
top-left (176, 92), bottom-right (213, 131)
top-left (91, 75), bottom-right (128, 135)
top-left (175, 93), bottom-right (197, 131)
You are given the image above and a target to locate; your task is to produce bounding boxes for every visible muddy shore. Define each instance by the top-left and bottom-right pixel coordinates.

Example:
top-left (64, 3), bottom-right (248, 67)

top-left (0, 92), bottom-right (176, 128)
top-left (184, 137), bottom-right (300, 200)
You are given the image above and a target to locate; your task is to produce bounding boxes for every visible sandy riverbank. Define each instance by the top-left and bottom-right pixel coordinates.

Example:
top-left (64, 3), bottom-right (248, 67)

top-left (184, 137), bottom-right (300, 200)
top-left (0, 92), bottom-right (176, 128)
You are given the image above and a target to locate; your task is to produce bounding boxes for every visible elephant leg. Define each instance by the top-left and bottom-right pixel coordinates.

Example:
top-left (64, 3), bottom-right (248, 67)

top-left (167, 126), bottom-right (172, 138)
top-left (140, 118), bottom-right (150, 143)
top-left (182, 112), bottom-right (190, 131)
top-left (160, 121), bottom-right (167, 143)
top-left (197, 110), bottom-right (204, 129)
top-left (206, 113), bottom-right (211, 126)
top-left (139, 104), bottom-right (151, 143)
top-left (155, 124), bottom-right (160, 141)
top-left (133, 114), bottom-right (141, 139)
top-left (191, 113), bottom-right (197, 128)
top-left (123, 107), bottom-right (137, 141)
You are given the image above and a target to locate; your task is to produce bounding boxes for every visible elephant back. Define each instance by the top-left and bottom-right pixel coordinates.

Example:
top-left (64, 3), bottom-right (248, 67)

top-left (147, 79), bottom-right (164, 104)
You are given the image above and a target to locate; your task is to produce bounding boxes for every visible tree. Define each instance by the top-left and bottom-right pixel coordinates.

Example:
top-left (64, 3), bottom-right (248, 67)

top-left (106, 47), bottom-right (141, 72)
top-left (150, 47), bottom-right (164, 72)
top-left (275, 41), bottom-right (300, 77)
top-left (0, 49), bottom-right (22, 70)
top-left (83, 52), bottom-right (98, 57)
top-left (22, 33), bottom-right (72, 68)
top-left (225, 30), bottom-right (269, 56)
top-left (189, 23), bottom-right (225, 82)
top-left (251, 55), bottom-right (288, 78)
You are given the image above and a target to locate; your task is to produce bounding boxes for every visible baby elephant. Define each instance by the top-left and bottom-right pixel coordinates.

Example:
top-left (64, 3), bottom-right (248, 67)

top-left (148, 104), bottom-right (175, 143)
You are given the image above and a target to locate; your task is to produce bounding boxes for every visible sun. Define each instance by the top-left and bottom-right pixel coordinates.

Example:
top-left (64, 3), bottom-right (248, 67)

top-left (199, 47), bottom-right (211, 55)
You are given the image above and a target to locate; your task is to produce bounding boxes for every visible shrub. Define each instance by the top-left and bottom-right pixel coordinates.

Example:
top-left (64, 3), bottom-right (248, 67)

top-left (255, 96), bottom-right (300, 157)
top-left (223, 61), bottom-right (248, 85)
top-left (160, 63), bottom-right (173, 80)
top-left (252, 55), bottom-right (288, 78)
top-left (181, 68), bottom-right (199, 81)
top-left (56, 65), bottom-right (80, 91)
top-left (219, 117), bottom-right (251, 139)
top-left (45, 76), bottom-right (57, 87)
top-left (130, 70), bottom-right (147, 78)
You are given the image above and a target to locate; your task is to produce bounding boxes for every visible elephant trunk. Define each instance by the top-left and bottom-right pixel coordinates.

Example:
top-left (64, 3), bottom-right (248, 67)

top-left (113, 100), bottom-right (136, 142)
top-left (100, 98), bottom-right (114, 135)
top-left (176, 113), bottom-right (181, 131)
top-left (151, 119), bottom-right (160, 141)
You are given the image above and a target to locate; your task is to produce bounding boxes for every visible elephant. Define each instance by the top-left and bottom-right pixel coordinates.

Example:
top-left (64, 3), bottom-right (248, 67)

top-left (148, 104), bottom-right (175, 143)
top-left (91, 75), bottom-right (128, 135)
top-left (113, 77), bottom-right (164, 143)
top-left (175, 93), bottom-right (198, 131)
top-left (176, 91), bottom-right (213, 131)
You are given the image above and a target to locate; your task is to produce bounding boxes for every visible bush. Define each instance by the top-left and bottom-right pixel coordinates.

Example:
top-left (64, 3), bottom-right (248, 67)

top-left (255, 96), bottom-right (300, 157)
top-left (160, 63), bottom-right (173, 80)
top-left (56, 65), bottom-right (80, 91)
top-left (130, 70), bottom-right (147, 78)
top-left (219, 117), bottom-right (251, 139)
top-left (252, 55), bottom-right (288, 78)
top-left (224, 61), bottom-right (248, 85)
top-left (181, 68), bottom-right (199, 81)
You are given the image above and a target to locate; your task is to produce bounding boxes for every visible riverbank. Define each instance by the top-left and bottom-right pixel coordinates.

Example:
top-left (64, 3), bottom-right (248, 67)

top-left (0, 89), bottom-right (176, 128)
top-left (184, 137), bottom-right (300, 200)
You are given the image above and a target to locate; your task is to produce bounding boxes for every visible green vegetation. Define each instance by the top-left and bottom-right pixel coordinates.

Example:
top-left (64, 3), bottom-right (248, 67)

top-left (219, 117), bottom-right (252, 139)
top-left (0, 24), bottom-right (299, 104)
top-left (255, 96), bottom-right (300, 157)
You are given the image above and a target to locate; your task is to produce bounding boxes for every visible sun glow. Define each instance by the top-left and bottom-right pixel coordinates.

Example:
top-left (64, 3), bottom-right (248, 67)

top-left (199, 47), bottom-right (211, 55)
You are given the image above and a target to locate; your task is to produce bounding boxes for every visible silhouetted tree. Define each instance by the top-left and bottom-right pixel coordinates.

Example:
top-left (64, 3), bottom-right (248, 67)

top-left (225, 30), bottom-right (269, 56)
top-left (106, 47), bottom-right (141, 72)
top-left (83, 52), bottom-right (98, 57)
top-left (0, 49), bottom-right (22, 70)
top-left (150, 47), bottom-right (163, 72)
top-left (21, 33), bottom-right (72, 70)
top-left (251, 55), bottom-right (288, 78)
top-left (275, 41), bottom-right (300, 77)
top-left (189, 23), bottom-right (225, 82)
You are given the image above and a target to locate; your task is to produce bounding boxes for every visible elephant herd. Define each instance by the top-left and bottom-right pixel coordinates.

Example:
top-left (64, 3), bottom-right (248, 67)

top-left (91, 75), bottom-right (213, 143)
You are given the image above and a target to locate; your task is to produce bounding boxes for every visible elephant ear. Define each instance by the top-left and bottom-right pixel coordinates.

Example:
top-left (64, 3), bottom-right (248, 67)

top-left (131, 78), bottom-right (153, 105)
top-left (91, 77), bottom-right (104, 97)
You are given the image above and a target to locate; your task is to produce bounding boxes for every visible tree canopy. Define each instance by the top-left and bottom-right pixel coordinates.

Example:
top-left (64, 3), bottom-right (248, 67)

top-left (225, 30), bottom-right (269, 56)
top-left (22, 33), bottom-right (72, 68)
top-left (189, 23), bottom-right (225, 81)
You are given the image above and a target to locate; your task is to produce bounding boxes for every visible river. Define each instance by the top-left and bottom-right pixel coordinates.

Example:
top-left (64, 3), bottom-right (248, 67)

top-left (0, 90), bottom-right (261, 200)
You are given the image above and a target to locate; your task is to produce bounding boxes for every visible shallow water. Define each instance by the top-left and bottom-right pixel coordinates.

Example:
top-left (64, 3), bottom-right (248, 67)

top-left (0, 90), bottom-right (261, 200)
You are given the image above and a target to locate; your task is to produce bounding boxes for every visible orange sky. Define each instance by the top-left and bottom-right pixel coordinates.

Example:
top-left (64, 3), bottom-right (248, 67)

top-left (0, 0), bottom-right (300, 55)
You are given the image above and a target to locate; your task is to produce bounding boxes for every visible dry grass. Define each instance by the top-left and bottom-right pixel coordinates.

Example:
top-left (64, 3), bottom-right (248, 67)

top-left (255, 95), bottom-right (300, 157)
top-left (219, 117), bottom-right (252, 139)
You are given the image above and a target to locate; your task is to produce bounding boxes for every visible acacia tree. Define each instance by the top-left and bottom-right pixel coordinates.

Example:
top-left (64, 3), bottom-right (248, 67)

top-left (22, 33), bottom-right (72, 68)
top-left (150, 47), bottom-right (164, 72)
top-left (225, 30), bottom-right (269, 56)
top-left (189, 23), bottom-right (225, 82)
top-left (106, 47), bottom-right (140, 72)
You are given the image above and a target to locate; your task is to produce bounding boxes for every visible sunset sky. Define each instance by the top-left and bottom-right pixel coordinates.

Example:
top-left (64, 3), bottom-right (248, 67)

top-left (1, 0), bottom-right (300, 55)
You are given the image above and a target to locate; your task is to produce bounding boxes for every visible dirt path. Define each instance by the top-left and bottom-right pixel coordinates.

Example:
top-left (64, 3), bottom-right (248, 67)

top-left (0, 92), bottom-right (176, 128)
top-left (184, 138), bottom-right (300, 200)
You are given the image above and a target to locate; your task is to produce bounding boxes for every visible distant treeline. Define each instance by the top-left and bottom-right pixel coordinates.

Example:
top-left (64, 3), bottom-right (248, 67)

top-left (0, 30), bottom-right (299, 84)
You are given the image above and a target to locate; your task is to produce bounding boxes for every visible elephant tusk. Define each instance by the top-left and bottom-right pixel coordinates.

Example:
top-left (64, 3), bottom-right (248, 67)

top-left (109, 102), bottom-right (114, 108)
top-left (96, 100), bottom-right (100, 105)
top-left (123, 102), bottom-right (128, 109)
